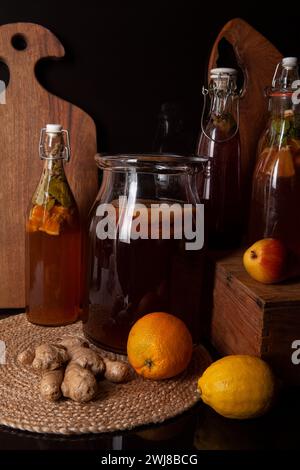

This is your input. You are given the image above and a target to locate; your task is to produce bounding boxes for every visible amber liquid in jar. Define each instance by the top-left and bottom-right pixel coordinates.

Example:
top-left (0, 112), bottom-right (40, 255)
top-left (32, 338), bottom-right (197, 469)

top-left (84, 201), bottom-right (205, 353)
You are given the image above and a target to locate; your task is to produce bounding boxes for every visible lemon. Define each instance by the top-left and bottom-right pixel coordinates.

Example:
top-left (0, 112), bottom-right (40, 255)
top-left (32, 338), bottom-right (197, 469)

top-left (198, 355), bottom-right (276, 419)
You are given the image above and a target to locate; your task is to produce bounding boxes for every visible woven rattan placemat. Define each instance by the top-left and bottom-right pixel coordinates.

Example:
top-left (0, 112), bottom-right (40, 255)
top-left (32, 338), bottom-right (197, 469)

top-left (0, 314), bottom-right (211, 435)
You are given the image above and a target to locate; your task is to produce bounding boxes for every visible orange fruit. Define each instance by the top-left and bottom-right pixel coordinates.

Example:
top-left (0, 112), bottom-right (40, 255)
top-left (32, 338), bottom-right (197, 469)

top-left (127, 312), bottom-right (193, 380)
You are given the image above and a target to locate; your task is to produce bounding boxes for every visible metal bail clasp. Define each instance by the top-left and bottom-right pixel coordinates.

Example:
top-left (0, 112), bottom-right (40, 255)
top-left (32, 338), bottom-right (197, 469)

top-left (200, 69), bottom-right (241, 144)
top-left (39, 128), bottom-right (71, 162)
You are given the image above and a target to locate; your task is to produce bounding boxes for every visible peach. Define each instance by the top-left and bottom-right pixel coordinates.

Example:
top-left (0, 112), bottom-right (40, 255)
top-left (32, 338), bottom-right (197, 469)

top-left (243, 238), bottom-right (287, 284)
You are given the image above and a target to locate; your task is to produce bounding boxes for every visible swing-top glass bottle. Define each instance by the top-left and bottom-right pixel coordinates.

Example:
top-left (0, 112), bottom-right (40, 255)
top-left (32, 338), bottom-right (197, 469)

top-left (26, 124), bottom-right (81, 326)
top-left (196, 68), bottom-right (242, 249)
top-left (249, 57), bottom-right (300, 257)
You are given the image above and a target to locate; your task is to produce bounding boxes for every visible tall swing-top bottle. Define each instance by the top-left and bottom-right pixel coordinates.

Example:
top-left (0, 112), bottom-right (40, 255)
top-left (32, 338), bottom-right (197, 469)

top-left (249, 57), bottom-right (300, 257)
top-left (196, 68), bottom-right (242, 249)
top-left (26, 124), bottom-right (81, 326)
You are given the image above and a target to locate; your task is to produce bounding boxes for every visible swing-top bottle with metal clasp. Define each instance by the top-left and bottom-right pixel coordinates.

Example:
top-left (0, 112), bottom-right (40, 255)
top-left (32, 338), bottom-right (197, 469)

top-left (196, 67), bottom-right (242, 249)
top-left (249, 57), bottom-right (300, 257)
top-left (26, 124), bottom-right (81, 326)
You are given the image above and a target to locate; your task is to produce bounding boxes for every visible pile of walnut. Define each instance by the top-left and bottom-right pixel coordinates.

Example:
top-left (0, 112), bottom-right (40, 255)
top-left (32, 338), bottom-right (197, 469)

top-left (17, 336), bottom-right (131, 403)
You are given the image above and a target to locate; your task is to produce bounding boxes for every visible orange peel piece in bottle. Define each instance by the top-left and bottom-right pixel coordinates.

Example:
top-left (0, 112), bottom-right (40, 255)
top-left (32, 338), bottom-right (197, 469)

top-left (27, 205), bottom-right (48, 232)
top-left (51, 205), bottom-right (72, 224)
top-left (39, 213), bottom-right (62, 236)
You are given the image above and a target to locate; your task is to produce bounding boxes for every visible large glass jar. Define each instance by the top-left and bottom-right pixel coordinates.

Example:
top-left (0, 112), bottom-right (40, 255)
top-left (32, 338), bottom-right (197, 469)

top-left (83, 154), bottom-right (206, 354)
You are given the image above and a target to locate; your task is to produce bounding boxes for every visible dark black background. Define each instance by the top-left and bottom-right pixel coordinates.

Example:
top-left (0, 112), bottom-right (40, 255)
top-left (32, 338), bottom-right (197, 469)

top-left (0, 0), bottom-right (299, 153)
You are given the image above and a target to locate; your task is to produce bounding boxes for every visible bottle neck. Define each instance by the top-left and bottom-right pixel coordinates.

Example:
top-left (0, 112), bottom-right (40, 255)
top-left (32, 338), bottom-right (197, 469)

top-left (203, 91), bottom-right (238, 142)
top-left (265, 94), bottom-right (300, 148)
top-left (268, 94), bottom-right (294, 117)
top-left (208, 73), bottom-right (238, 118)
top-left (40, 160), bottom-right (66, 189)
top-left (39, 132), bottom-right (67, 177)
top-left (40, 130), bottom-right (68, 162)
top-left (210, 93), bottom-right (235, 117)
top-left (272, 59), bottom-right (299, 90)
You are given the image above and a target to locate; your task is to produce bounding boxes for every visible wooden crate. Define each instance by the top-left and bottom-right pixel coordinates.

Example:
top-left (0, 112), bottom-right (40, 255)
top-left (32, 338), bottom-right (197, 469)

top-left (211, 252), bottom-right (300, 385)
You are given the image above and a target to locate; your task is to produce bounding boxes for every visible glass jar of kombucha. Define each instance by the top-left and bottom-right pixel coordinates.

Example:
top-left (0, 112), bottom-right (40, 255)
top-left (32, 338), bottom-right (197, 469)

top-left (249, 58), bottom-right (300, 257)
top-left (26, 124), bottom-right (81, 326)
top-left (83, 154), bottom-right (206, 354)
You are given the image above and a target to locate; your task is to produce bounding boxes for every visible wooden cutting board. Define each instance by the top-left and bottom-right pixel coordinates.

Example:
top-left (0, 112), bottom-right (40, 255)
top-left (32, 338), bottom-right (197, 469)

top-left (0, 23), bottom-right (98, 308)
top-left (208, 18), bottom-right (282, 197)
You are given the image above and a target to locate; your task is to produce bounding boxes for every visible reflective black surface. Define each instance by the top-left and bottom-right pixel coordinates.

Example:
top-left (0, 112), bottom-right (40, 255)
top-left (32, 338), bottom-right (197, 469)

top-left (0, 389), bottom-right (299, 450)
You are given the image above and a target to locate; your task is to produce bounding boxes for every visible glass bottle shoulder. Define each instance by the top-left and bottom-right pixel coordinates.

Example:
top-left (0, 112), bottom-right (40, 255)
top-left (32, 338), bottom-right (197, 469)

top-left (27, 160), bottom-right (80, 236)
top-left (254, 111), bottom-right (300, 180)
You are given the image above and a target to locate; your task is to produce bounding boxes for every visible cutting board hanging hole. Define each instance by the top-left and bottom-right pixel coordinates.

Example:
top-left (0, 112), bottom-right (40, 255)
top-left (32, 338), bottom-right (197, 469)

top-left (216, 38), bottom-right (245, 93)
top-left (11, 34), bottom-right (28, 51)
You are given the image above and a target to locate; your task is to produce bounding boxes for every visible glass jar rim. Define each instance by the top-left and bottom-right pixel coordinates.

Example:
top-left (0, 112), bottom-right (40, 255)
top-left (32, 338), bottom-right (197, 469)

top-left (95, 153), bottom-right (207, 173)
